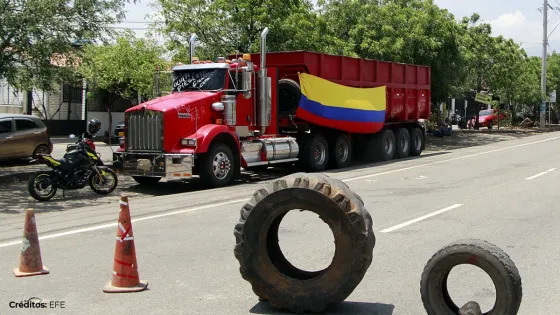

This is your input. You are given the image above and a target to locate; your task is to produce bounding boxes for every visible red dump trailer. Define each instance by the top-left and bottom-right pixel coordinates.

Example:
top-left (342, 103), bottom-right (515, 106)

top-left (113, 28), bottom-right (431, 187)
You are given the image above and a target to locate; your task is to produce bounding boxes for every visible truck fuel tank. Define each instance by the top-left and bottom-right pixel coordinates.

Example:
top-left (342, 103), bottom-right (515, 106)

top-left (241, 137), bottom-right (299, 164)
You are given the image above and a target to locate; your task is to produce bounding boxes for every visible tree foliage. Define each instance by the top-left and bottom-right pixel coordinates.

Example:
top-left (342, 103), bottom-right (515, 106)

top-left (0, 0), bottom-right (135, 91)
top-left (77, 30), bottom-right (170, 105)
top-left (8, 0), bottom-right (560, 117)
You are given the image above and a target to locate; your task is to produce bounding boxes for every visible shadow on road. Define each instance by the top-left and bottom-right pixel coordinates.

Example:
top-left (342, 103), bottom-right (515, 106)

top-left (249, 300), bottom-right (395, 314)
top-left (0, 130), bottom-right (545, 216)
top-left (424, 132), bottom-right (535, 152)
top-left (0, 157), bottom-right (34, 167)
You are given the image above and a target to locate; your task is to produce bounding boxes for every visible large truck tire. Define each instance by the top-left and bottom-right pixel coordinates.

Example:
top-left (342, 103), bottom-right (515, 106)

top-left (365, 129), bottom-right (395, 162)
top-left (329, 133), bottom-right (353, 169)
top-left (420, 239), bottom-right (522, 315)
top-left (278, 79), bottom-right (301, 117)
top-left (409, 127), bottom-right (424, 156)
top-left (394, 128), bottom-right (411, 158)
top-left (298, 134), bottom-right (330, 172)
top-left (199, 143), bottom-right (235, 188)
top-left (233, 173), bottom-right (375, 313)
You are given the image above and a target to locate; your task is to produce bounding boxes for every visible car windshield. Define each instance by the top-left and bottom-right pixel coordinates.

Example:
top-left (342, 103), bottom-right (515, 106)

top-left (479, 110), bottom-right (492, 116)
top-left (172, 68), bottom-right (226, 92)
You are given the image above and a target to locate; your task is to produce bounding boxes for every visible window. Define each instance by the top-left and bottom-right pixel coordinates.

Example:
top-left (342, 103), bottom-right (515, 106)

top-left (63, 84), bottom-right (83, 103)
top-left (172, 68), bottom-right (226, 92)
top-left (15, 119), bottom-right (39, 131)
top-left (0, 120), bottom-right (12, 134)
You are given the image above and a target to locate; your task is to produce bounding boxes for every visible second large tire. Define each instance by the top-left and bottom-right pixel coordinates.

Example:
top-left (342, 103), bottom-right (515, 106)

top-left (420, 239), bottom-right (522, 315)
top-left (233, 173), bottom-right (375, 313)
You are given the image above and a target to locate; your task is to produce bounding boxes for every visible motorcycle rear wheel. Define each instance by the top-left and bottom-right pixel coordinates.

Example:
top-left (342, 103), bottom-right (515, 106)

top-left (28, 171), bottom-right (57, 202)
top-left (89, 168), bottom-right (118, 195)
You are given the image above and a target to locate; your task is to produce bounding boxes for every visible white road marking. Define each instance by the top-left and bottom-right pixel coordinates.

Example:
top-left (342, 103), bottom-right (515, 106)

top-left (526, 168), bottom-right (557, 180)
top-left (1, 135), bottom-right (558, 247)
top-left (0, 198), bottom-right (249, 248)
top-left (380, 204), bottom-right (464, 233)
top-left (342, 136), bottom-right (560, 182)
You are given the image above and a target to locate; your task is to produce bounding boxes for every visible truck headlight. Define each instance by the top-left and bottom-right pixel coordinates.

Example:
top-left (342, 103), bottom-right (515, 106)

top-left (181, 138), bottom-right (197, 146)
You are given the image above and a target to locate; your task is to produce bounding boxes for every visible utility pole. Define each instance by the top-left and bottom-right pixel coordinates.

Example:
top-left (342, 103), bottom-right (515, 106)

top-left (541, 0), bottom-right (549, 128)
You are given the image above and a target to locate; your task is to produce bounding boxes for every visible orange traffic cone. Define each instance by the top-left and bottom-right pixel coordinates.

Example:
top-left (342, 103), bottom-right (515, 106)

top-left (13, 209), bottom-right (49, 277)
top-left (103, 196), bottom-right (148, 293)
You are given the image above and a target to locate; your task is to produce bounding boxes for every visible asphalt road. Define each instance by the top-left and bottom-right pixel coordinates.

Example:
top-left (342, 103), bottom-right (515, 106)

top-left (1, 131), bottom-right (560, 315)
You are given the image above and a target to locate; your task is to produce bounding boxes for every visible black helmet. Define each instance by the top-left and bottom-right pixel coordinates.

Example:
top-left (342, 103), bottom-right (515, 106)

top-left (88, 118), bottom-right (101, 134)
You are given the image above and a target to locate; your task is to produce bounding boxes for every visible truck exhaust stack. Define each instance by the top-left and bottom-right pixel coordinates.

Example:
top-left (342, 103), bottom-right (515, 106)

top-left (259, 27), bottom-right (270, 132)
top-left (189, 34), bottom-right (197, 64)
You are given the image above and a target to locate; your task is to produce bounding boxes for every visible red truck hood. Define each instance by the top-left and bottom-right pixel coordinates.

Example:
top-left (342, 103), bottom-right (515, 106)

top-left (126, 91), bottom-right (219, 113)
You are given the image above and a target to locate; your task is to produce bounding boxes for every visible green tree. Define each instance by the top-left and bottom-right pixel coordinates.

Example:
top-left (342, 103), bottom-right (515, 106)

top-left (1, 0), bottom-right (135, 91)
top-left (77, 30), bottom-right (169, 107)
top-left (153, 0), bottom-right (331, 62)
top-left (317, 0), bottom-right (464, 104)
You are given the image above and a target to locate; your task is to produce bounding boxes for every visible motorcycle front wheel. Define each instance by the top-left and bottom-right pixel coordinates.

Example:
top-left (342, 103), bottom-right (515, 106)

top-left (89, 168), bottom-right (118, 195)
top-left (28, 171), bottom-right (57, 201)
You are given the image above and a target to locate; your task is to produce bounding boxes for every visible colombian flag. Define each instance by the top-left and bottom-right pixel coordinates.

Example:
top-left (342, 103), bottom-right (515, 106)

top-left (296, 73), bottom-right (387, 134)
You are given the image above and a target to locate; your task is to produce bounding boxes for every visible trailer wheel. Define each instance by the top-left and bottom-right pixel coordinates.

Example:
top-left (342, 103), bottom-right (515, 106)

top-left (233, 173), bottom-right (375, 313)
top-left (409, 127), bottom-right (424, 156)
top-left (329, 133), bottom-right (352, 169)
top-left (366, 129), bottom-right (395, 162)
top-left (395, 128), bottom-right (411, 158)
top-left (420, 239), bottom-right (522, 315)
top-left (299, 134), bottom-right (329, 172)
top-left (199, 143), bottom-right (235, 187)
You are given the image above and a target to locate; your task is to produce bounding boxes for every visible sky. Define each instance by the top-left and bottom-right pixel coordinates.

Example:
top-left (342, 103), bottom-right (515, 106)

top-left (117, 0), bottom-right (560, 57)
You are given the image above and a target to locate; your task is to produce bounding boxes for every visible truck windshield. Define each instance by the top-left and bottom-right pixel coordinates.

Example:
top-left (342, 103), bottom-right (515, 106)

top-left (172, 68), bottom-right (226, 92)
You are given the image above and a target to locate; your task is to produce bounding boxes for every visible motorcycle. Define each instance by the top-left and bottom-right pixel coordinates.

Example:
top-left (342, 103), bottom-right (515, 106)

top-left (27, 131), bottom-right (118, 201)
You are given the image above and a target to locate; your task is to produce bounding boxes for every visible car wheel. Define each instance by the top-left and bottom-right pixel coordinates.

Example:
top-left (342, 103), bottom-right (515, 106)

top-left (33, 144), bottom-right (50, 157)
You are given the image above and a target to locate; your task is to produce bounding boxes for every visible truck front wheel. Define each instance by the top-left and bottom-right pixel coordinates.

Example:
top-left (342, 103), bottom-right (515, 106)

top-left (199, 143), bottom-right (235, 188)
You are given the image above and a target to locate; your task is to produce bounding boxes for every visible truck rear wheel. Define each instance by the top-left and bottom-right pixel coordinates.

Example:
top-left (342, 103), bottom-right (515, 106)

top-left (409, 127), bottom-right (424, 156)
top-left (395, 128), bottom-right (411, 158)
top-left (299, 134), bottom-right (329, 172)
top-left (329, 133), bottom-right (352, 169)
top-left (366, 129), bottom-right (395, 162)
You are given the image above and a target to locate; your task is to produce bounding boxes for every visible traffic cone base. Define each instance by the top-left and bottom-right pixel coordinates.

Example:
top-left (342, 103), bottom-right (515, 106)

top-left (13, 266), bottom-right (49, 277)
top-left (103, 279), bottom-right (148, 293)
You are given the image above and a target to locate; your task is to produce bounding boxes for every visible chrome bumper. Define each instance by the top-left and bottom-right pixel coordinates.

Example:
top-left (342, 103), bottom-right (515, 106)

top-left (113, 152), bottom-right (194, 179)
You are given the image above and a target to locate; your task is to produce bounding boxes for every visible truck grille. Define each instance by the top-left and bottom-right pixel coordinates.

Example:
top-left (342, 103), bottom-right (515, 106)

top-left (126, 110), bottom-right (163, 151)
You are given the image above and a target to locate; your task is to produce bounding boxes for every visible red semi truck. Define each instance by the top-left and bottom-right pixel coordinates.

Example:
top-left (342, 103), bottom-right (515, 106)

top-left (112, 28), bottom-right (431, 187)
